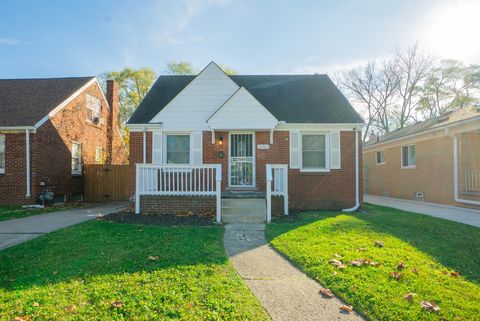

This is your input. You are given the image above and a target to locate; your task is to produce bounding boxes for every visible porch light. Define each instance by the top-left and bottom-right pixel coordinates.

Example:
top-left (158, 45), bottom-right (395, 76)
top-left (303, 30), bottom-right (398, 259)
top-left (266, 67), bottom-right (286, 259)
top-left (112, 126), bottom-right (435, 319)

top-left (218, 136), bottom-right (223, 146)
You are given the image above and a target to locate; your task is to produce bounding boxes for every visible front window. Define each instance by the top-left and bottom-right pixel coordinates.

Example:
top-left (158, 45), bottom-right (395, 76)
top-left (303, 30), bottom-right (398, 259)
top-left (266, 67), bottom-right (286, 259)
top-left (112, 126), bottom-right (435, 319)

top-left (166, 135), bottom-right (190, 164)
top-left (401, 145), bottom-right (416, 168)
top-left (0, 134), bottom-right (5, 174)
top-left (302, 134), bottom-right (326, 169)
top-left (72, 143), bottom-right (82, 175)
top-left (86, 95), bottom-right (101, 124)
top-left (376, 151), bottom-right (385, 165)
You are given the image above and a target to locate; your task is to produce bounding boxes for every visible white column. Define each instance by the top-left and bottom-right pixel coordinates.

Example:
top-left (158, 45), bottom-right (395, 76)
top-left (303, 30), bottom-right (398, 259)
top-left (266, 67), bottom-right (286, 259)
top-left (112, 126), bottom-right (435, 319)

top-left (215, 164), bottom-right (222, 223)
top-left (135, 164), bottom-right (140, 214)
top-left (266, 164), bottom-right (272, 223)
top-left (142, 127), bottom-right (147, 163)
top-left (25, 129), bottom-right (31, 198)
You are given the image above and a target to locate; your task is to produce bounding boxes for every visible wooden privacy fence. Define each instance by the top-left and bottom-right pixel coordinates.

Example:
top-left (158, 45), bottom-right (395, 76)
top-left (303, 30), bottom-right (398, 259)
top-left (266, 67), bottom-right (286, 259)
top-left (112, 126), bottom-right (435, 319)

top-left (84, 164), bottom-right (130, 201)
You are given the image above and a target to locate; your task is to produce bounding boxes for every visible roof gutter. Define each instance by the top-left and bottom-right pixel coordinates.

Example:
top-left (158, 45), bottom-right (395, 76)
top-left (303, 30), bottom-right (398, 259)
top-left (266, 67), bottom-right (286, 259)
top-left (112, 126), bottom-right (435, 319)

top-left (0, 126), bottom-right (36, 132)
top-left (343, 127), bottom-right (360, 212)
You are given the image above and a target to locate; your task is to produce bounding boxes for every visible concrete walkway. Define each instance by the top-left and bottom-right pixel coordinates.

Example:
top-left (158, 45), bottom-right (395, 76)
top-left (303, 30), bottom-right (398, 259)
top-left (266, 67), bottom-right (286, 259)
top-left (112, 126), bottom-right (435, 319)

top-left (224, 223), bottom-right (364, 321)
top-left (364, 194), bottom-right (480, 228)
top-left (0, 202), bottom-right (127, 250)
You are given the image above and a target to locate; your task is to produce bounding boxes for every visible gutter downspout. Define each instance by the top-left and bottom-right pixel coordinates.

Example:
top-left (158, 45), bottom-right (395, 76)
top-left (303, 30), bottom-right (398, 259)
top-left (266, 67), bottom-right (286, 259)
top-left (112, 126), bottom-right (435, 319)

top-left (25, 129), bottom-right (31, 198)
top-left (343, 128), bottom-right (360, 212)
top-left (446, 129), bottom-right (480, 206)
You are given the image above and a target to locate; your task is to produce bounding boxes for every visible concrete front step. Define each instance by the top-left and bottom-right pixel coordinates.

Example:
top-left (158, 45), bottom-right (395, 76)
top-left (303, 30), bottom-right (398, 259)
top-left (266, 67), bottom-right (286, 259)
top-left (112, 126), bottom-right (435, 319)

top-left (221, 198), bottom-right (266, 223)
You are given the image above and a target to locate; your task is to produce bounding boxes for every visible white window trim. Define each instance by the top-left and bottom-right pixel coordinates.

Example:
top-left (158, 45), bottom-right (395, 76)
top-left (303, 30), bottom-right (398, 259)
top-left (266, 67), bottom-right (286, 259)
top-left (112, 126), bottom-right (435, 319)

top-left (71, 142), bottom-right (83, 175)
top-left (0, 134), bottom-right (5, 174)
top-left (163, 132), bottom-right (192, 165)
top-left (86, 94), bottom-right (102, 124)
top-left (375, 150), bottom-right (386, 165)
top-left (299, 131), bottom-right (330, 172)
top-left (401, 144), bottom-right (416, 169)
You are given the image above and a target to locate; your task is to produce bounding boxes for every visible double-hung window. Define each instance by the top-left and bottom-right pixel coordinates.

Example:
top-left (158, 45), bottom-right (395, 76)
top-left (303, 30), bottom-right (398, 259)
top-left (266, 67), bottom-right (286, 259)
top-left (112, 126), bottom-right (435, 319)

top-left (86, 95), bottom-right (101, 123)
top-left (166, 134), bottom-right (190, 164)
top-left (95, 146), bottom-right (103, 164)
top-left (71, 143), bottom-right (82, 175)
top-left (376, 151), bottom-right (385, 165)
top-left (0, 134), bottom-right (5, 174)
top-left (302, 133), bottom-right (328, 170)
top-left (401, 145), bottom-right (416, 168)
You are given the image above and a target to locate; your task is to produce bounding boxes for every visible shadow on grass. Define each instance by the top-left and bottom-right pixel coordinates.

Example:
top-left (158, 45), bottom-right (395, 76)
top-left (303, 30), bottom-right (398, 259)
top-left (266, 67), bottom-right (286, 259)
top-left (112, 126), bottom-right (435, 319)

top-left (0, 220), bottom-right (227, 291)
top-left (267, 204), bottom-right (480, 284)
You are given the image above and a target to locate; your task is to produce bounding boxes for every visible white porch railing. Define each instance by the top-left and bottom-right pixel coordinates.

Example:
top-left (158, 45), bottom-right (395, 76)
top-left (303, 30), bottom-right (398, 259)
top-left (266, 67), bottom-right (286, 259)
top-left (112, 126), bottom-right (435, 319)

top-left (463, 170), bottom-right (480, 193)
top-left (135, 163), bottom-right (222, 222)
top-left (266, 164), bottom-right (289, 223)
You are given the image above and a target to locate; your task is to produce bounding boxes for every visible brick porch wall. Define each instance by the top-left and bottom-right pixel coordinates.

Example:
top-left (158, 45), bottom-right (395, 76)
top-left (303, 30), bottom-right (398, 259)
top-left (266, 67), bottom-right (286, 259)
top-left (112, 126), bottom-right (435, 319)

top-left (140, 195), bottom-right (215, 216)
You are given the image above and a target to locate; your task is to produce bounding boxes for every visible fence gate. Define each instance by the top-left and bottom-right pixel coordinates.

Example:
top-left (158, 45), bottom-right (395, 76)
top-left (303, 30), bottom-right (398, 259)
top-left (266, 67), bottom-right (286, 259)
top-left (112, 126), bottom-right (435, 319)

top-left (84, 165), bottom-right (129, 201)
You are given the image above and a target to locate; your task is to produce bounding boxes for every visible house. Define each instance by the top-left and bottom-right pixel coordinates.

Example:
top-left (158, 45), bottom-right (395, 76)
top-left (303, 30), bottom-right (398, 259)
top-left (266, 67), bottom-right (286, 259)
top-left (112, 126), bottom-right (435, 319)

top-left (0, 77), bottom-right (127, 206)
top-left (127, 62), bottom-right (364, 222)
top-left (363, 106), bottom-right (480, 207)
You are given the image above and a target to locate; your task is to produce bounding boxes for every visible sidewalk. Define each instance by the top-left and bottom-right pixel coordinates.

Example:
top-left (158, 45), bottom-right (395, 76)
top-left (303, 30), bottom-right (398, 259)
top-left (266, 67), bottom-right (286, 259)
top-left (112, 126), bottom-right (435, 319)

top-left (224, 223), bottom-right (364, 321)
top-left (0, 202), bottom-right (127, 250)
top-left (364, 194), bottom-right (480, 228)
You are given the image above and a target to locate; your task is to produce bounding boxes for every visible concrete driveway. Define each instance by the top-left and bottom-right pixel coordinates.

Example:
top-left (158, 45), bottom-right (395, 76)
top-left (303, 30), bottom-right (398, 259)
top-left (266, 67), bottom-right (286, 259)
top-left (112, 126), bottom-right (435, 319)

top-left (364, 194), bottom-right (480, 228)
top-left (0, 202), bottom-right (127, 251)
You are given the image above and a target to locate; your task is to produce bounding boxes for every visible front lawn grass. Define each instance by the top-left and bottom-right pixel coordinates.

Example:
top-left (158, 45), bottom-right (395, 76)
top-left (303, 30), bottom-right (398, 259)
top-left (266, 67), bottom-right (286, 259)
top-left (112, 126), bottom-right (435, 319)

top-left (266, 203), bottom-right (480, 321)
top-left (0, 220), bottom-right (269, 320)
top-left (0, 205), bottom-right (77, 222)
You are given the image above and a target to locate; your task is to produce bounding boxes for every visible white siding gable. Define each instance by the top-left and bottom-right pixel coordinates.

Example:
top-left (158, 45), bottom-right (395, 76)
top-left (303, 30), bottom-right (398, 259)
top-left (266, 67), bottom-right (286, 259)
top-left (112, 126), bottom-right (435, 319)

top-left (207, 87), bottom-right (278, 130)
top-left (149, 62), bottom-right (239, 130)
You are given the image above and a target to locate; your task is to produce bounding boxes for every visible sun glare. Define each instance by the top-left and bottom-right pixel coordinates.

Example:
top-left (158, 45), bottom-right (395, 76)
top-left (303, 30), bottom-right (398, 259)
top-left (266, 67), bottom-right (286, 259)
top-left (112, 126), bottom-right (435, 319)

top-left (423, 1), bottom-right (480, 63)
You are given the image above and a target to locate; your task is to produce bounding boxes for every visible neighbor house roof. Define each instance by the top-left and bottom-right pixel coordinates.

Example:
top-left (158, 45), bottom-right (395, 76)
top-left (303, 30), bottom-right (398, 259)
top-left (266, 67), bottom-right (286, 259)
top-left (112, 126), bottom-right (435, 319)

top-left (128, 74), bottom-right (364, 124)
top-left (0, 77), bottom-right (94, 127)
top-left (364, 106), bottom-right (480, 147)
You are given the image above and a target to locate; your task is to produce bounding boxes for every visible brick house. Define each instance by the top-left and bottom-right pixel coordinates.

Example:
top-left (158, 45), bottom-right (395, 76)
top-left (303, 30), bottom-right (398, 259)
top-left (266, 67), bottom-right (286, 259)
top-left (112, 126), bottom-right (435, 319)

top-left (363, 106), bottom-right (480, 207)
top-left (127, 62), bottom-right (364, 222)
top-left (0, 77), bottom-right (127, 206)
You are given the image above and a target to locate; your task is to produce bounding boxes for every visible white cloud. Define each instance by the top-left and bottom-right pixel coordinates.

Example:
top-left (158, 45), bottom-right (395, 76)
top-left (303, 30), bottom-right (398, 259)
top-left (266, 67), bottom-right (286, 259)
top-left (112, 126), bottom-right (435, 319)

top-left (0, 38), bottom-right (29, 45)
top-left (292, 58), bottom-right (370, 75)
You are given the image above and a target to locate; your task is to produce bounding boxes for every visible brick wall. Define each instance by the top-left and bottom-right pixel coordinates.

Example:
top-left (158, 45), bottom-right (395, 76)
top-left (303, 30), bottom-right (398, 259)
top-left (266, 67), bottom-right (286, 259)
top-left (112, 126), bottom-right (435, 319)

top-left (129, 129), bottom-right (360, 212)
top-left (364, 135), bottom-right (454, 204)
top-left (0, 81), bottom-right (127, 206)
top-left (140, 195), bottom-right (215, 216)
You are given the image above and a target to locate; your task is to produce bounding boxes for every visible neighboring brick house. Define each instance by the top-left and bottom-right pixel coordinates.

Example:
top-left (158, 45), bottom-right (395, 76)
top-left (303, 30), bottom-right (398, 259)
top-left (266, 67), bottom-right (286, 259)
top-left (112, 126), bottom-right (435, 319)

top-left (127, 62), bottom-right (364, 222)
top-left (0, 77), bottom-right (127, 206)
top-left (363, 106), bottom-right (480, 208)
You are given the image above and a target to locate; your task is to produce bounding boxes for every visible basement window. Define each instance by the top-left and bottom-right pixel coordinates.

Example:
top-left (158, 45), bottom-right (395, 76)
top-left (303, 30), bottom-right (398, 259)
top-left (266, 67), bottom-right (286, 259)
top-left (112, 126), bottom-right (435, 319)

top-left (0, 134), bottom-right (5, 174)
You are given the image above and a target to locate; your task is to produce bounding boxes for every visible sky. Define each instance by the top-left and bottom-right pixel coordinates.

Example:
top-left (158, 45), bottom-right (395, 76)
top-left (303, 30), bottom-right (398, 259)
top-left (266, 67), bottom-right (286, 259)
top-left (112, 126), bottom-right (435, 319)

top-left (0, 0), bottom-right (479, 79)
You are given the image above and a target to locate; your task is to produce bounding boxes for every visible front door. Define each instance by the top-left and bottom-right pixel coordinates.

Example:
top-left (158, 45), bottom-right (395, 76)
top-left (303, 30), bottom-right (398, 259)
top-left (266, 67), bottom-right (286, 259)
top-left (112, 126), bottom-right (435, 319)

top-left (229, 133), bottom-right (255, 188)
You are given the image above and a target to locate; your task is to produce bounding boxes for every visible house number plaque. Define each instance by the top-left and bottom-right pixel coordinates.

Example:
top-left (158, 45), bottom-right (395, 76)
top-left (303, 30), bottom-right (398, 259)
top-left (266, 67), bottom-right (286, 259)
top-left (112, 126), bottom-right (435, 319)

top-left (257, 144), bottom-right (270, 150)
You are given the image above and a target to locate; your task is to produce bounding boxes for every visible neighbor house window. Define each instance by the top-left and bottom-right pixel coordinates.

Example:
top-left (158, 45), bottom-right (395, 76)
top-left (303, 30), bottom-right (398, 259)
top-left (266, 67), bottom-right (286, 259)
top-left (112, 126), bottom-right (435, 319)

top-left (71, 143), bottom-right (82, 175)
top-left (0, 134), bottom-right (5, 174)
top-left (401, 145), bottom-right (416, 168)
top-left (166, 134), bottom-right (190, 164)
top-left (95, 146), bottom-right (103, 164)
top-left (302, 134), bottom-right (327, 170)
top-left (376, 151), bottom-right (385, 165)
top-left (86, 95), bottom-right (101, 123)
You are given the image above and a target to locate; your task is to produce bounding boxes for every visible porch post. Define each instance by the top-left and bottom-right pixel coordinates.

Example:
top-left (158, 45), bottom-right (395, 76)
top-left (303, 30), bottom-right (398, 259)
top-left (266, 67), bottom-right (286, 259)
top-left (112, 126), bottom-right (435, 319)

top-left (283, 165), bottom-right (288, 215)
top-left (142, 127), bottom-right (147, 163)
top-left (266, 164), bottom-right (272, 223)
top-left (215, 164), bottom-right (222, 223)
top-left (25, 129), bottom-right (31, 198)
top-left (135, 164), bottom-right (140, 214)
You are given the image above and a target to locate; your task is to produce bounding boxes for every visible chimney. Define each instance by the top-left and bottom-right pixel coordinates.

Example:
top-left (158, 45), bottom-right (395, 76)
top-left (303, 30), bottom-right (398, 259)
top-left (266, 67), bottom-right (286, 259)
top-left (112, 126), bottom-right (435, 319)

top-left (368, 131), bottom-right (377, 143)
top-left (106, 79), bottom-right (119, 164)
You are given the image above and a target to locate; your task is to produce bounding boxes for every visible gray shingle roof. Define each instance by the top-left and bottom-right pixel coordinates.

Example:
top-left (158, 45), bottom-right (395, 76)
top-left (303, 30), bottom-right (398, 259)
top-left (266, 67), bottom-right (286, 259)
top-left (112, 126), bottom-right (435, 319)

top-left (364, 106), bottom-right (480, 147)
top-left (0, 77), bottom-right (94, 127)
top-left (128, 74), bottom-right (364, 124)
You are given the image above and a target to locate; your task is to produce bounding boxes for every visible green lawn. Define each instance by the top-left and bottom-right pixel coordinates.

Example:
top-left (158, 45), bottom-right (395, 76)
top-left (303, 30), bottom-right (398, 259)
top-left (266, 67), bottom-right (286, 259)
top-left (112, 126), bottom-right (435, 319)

top-left (266, 203), bottom-right (480, 321)
top-left (0, 221), bottom-right (269, 321)
top-left (0, 205), bottom-right (76, 222)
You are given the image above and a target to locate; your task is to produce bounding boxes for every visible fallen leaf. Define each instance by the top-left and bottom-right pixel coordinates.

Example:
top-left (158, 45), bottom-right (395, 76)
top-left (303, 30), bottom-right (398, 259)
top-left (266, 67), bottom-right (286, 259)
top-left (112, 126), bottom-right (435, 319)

top-left (420, 301), bottom-right (440, 312)
top-left (339, 305), bottom-right (354, 313)
top-left (333, 253), bottom-right (343, 259)
top-left (350, 260), bottom-right (364, 267)
top-left (32, 302), bottom-right (40, 307)
top-left (338, 263), bottom-right (347, 269)
top-left (329, 259), bottom-right (343, 267)
top-left (333, 271), bottom-right (338, 276)
top-left (65, 304), bottom-right (76, 313)
top-left (411, 268), bottom-right (418, 274)
top-left (111, 301), bottom-right (124, 308)
top-left (318, 288), bottom-right (334, 298)
top-left (403, 293), bottom-right (416, 302)
top-left (397, 262), bottom-right (407, 270)
top-left (375, 240), bottom-right (384, 248)
top-left (390, 271), bottom-right (403, 280)
top-left (148, 256), bottom-right (159, 261)
top-left (450, 271), bottom-right (459, 277)
top-left (11, 317), bottom-right (30, 321)
top-left (359, 247), bottom-right (367, 251)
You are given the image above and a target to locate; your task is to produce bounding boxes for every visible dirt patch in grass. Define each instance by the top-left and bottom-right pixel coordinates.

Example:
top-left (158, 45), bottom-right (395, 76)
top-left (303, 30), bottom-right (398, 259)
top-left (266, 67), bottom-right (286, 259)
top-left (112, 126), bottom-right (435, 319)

top-left (102, 211), bottom-right (215, 226)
